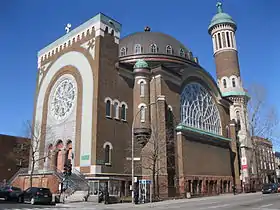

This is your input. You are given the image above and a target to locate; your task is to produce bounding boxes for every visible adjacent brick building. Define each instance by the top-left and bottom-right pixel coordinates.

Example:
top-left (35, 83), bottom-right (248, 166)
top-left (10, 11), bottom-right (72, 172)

top-left (252, 136), bottom-right (276, 186)
top-left (0, 134), bottom-right (30, 185)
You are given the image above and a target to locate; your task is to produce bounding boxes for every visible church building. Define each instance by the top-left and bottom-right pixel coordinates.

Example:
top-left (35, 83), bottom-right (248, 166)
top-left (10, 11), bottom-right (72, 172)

top-left (12, 2), bottom-right (253, 199)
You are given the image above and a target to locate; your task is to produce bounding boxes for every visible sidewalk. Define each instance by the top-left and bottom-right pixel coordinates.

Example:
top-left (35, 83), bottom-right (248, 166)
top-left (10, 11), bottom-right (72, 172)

top-left (56, 192), bottom-right (261, 209)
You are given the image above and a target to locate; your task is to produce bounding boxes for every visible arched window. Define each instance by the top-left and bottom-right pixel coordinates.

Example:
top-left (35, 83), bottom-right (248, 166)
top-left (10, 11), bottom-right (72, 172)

top-left (114, 101), bottom-right (119, 119)
top-left (223, 79), bottom-right (227, 88)
top-left (120, 47), bottom-right (126, 56)
top-left (166, 45), bottom-right (172, 54)
top-left (150, 44), bottom-right (157, 53)
top-left (232, 78), bottom-right (236, 87)
top-left (105, 145), bottom-right (110, 164)
top-left (134, 44), bottom-right (142, 54)
top-left (140, 106), bottom-right (145, 122)
top-left (105, 100), bottom-right (111, 117)
top-left (140, 81), bottom-right (145, 97)
top-left (121, 104), bottom-right (127, 121)
top-left (180, 83), bottom-right (221, 134)
top-left (179, 48), bottom-right (185, 57)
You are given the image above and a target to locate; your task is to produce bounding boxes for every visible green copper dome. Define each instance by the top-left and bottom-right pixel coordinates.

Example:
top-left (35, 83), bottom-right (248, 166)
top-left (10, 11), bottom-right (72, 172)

top-left (134, 59), bottom-right (149, 69)
top-left (208, 2), bottom-right (236, 32)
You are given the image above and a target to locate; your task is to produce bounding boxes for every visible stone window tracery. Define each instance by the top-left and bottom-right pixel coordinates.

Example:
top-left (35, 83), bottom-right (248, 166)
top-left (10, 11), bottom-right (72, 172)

top-left (180, 82), bottom-right (221, 135)
top-left (120, 47), bottom-right (126, 56)
top-left (150, 44), bottom-right (158, 53)
top-left (166, 45), bottom-right (173, 55)
top-left (180, 48), bottom-right (185, 57)
top-left (134, 44), bottom-right (142, 54)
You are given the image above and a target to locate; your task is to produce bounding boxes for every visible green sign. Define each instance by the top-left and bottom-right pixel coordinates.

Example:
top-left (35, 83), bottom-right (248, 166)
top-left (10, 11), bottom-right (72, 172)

top-left (81, 155), bottom-right (90, 161)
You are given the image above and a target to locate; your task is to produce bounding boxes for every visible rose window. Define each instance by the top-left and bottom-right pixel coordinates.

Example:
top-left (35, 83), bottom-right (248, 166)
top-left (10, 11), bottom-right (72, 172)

top-left (50, 78), bottom-right (76, 121)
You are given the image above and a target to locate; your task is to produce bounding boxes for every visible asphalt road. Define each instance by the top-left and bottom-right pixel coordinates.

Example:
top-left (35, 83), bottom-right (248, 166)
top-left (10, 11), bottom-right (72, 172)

top-left (1, 193), bottom-right (280, 210)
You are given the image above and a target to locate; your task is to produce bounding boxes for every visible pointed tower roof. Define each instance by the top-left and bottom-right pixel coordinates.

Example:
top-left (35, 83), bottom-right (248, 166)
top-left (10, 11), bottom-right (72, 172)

top-left (208, 2), bottom-right (236, 33)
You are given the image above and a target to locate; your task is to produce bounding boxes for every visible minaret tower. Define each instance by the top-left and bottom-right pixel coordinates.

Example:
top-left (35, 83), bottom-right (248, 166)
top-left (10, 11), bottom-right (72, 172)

top-left (208, 2), bottom-right (253, 187)
top-left (133, 59), bottom-right (152, 146)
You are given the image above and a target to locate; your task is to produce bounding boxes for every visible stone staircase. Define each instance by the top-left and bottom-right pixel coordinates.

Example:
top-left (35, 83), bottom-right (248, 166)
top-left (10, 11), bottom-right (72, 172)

top-left (62, 168), bottom-right (90, 203)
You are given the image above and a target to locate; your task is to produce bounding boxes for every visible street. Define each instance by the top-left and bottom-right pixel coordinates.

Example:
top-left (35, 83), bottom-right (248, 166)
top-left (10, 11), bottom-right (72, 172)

top-left (1, 193), bottom-right (280, 210)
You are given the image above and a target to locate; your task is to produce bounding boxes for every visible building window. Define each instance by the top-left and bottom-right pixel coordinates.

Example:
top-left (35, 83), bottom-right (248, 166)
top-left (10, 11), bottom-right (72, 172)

top-left (140, 81), bottom-right (145, 97)
top-left (121, 104), bottom-right (127, 121)
top-left (214, 35), bottom-right (218, 50)
top-left (179, 48), bottom-right (185, 57)
top-left (218, 33), bottom-right (222, 49)
top-left (222, 32), bottom-right (226, 48)
top-left (140, 106), bottom-right (145, 122)
top-left (120, 47), bottom-right (126, 56)
top-left (134, 44), bottom-right (142, 54)
top-left (114, 101), bottom-right (119, 119)
top-left (226, 32), bottom-right (231, 47)
top-left (166, 45), bottom-right (173, 55)
top-left (105, 145), bottom-right (110, 164)
top-left (223, 79), bottom-right (227, 88)
top-left (150, 44), bottom-right (157, 53)
top-left (230, 32), bottom-right (235, 48)
top-left (180, 82), bottom-right (221, 135)
top-left (105, 99), bottom-right (111, 117)
top-left (232, 78), bottom-right (236, 87)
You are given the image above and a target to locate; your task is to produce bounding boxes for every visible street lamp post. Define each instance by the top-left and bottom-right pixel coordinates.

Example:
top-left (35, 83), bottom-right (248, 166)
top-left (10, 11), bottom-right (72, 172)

top-left (131, 102), bottom-right (156, 204)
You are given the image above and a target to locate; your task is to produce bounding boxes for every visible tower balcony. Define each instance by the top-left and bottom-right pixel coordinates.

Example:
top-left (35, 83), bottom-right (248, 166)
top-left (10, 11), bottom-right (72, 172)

top-left (133, 127), bottom-right (152, 147)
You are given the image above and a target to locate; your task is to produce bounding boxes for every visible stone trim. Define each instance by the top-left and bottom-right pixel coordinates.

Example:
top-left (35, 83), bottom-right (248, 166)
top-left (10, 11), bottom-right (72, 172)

top-left (39, 66), bottom-right (83, 169)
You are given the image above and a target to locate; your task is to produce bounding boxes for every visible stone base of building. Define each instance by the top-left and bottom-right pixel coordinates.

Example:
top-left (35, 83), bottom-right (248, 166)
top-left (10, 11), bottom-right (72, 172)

top-left (178, 175), bottom-right (234, 197)
top-left (11, 172), bottom-right (61, 194)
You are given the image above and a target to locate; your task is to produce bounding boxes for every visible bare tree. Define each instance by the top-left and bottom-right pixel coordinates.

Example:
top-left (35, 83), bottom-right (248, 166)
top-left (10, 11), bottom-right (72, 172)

top-left (125, 120), bottom-right (176, 200)
top-left (246, 84), bottom-right (279, 187)
top-left (248, 84), bottom-right (278, 139)
top-left (23, 120), bottom-right (55, 187)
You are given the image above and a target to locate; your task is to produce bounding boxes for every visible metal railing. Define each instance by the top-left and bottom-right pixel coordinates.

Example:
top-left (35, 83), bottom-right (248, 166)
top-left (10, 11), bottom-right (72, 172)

top-left (8, 168), bottom-right (28, 184)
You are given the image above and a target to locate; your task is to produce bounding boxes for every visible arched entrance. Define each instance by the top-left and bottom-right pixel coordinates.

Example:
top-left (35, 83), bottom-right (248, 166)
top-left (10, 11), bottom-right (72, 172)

top-left (65, 140), bottom-right (73, 164)
top-left (55, 140), bottom-right (64, 171)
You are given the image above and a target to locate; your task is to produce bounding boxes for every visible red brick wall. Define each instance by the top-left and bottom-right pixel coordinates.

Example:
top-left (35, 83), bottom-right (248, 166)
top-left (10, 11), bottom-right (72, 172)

top-left (12, 174), bottom-right (60, 194)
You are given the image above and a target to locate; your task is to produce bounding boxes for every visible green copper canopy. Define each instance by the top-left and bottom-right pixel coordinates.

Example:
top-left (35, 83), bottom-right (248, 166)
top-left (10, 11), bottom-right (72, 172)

top-left (134, 59), bottom-right (150, 69)
top-left (208, 2), bottom-right (236, 32)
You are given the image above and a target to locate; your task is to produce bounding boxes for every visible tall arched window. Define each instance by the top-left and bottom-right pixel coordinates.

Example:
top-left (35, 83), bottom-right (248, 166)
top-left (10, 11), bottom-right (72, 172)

top-left (166, 45), bottom-right (172, 54)
top-left (120, 47), bottom-right (126, 56)
top-left (105, 100), bottom-right (111, 117)
top-left (114, 101), bottom-right (119, 119)
top-left (121, 104), bottom-right (127, 121)
top-left (140, 81), bottom-right (145, 97)
top-left (180, 83), bottom-right (221, 134)
top-left (140, 106), bottom-right (145, 122)
top-left (105, 145), bottom-right (110, 164)
top-left (150, 44), bottom-right (157, 53)
top-left (223, 79), bottom-right (227, 88)
top-left (134, 44), bottom-right (142, 54)
top-left (232, 78), bottom-right (236, 87)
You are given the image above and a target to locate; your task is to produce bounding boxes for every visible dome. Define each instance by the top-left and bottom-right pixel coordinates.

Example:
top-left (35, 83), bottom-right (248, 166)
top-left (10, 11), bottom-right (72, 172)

top-left (119, 31), bottom-right (190, 58)
top-left (134, 59), bottom-right (149, 69)
top-left (208, 2), bottom-right (236, 32)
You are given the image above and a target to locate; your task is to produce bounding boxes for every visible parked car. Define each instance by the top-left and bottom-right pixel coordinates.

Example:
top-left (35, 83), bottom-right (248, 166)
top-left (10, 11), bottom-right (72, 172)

top-left (18, 187), bottom-right (52, 205)
top-left (0, 186), bottom-right (22, 201)
top-left (262, 183), bottom-right (278, 194)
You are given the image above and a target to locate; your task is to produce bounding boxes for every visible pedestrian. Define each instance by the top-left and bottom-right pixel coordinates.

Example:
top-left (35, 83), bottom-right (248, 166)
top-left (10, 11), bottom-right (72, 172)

top-left (232, 185), bottom-right (236, 195)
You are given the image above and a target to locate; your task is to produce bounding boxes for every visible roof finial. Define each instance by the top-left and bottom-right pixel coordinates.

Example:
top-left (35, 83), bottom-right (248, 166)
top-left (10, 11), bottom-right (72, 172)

top-left (216, 2), bottom-right (223, 13)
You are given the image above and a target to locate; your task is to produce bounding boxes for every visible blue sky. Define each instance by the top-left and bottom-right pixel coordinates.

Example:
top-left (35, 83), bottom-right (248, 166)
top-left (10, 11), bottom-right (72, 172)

top-left (0, 0), bottom-right (279, 145)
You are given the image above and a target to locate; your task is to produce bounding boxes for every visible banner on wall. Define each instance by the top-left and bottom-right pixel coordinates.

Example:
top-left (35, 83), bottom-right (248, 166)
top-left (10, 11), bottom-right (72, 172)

top-left (80, 153), bottom-right (91, 166)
